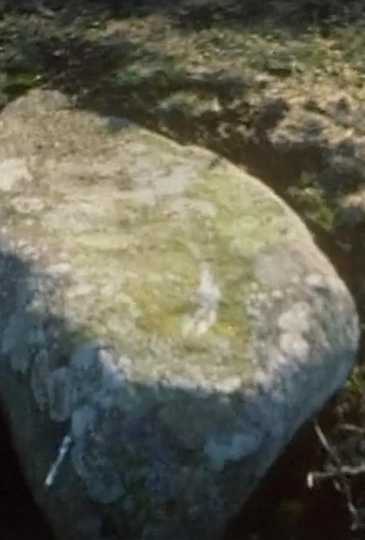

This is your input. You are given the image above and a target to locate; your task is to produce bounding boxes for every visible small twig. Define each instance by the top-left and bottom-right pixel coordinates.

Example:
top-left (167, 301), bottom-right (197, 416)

top-left (337, 424), bottom-right (365, 435)
top-left (45, 433), bottom-right (73, 488)
top-left (308, 463), bottom-right (365, 482)
top-left (314, 421), bottom-right (341, 465)
top-left (308, 421), bottom-right (364, 531)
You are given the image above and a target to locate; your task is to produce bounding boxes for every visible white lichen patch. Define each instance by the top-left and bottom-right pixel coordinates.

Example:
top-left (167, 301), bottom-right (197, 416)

top-left (11, 196), bottom-right (45, 214)
top-left (277, 302), bottom-right (311, 359)
top-left (277, 302), bottom-right (311, 335)
top-left (0, 158), bottom-right (33, 192)
top-left (279, 332), bottom-right (310, 359)
top-left (183, 265), bottom-right (221, 337)
top-left (47, 262), bottom-right (72, 277)
top-left (305, 273), bottom-right (326, 289)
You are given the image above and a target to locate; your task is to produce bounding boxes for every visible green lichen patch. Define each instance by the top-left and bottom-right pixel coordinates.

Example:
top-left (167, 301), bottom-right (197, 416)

top-left (0, 90), bottom-right (335, 391)
top-left (47, 151), bottom-right (302, 385)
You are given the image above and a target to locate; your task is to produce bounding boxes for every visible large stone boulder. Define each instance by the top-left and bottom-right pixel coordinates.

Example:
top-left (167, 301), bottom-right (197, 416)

top-left (0, 89), bottom-right (359, 540)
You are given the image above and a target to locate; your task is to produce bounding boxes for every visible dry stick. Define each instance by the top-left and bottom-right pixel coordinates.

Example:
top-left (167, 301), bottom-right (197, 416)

top-left (308, 464), bottom-right (365, 483)
top-left (307, 421), bottom-right (364, 531)
top-left (338, 424), bottom-right (365, 435)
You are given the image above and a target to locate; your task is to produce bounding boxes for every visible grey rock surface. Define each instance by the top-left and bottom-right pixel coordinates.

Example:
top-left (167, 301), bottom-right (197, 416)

top-left (0, 89), bottom-right (359, 540)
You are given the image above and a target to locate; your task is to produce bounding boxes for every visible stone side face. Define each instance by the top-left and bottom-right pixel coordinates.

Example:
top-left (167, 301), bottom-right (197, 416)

top-left (0, 90), bottom-right (359, 540)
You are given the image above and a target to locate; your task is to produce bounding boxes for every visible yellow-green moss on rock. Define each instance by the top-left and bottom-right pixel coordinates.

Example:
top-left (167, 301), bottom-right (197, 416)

top-left (0, 89), bottom-right (320, 386)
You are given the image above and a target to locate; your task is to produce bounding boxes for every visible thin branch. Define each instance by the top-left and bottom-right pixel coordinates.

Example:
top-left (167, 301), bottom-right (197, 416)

top-left (308, 463), bottom-right (365, 481)
top-left (308, 421), bottom-right (364, 531)
top-left (337, 424), bottom-right (365, 435)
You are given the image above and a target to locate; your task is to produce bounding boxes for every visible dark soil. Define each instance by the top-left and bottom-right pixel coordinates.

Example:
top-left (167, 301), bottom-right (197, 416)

top-left (0, 407), bottom-right (54, 539)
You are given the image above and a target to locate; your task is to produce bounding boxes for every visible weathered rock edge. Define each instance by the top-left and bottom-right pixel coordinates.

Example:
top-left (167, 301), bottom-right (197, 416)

top-left (0, 90), bottom-right (359, 540)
